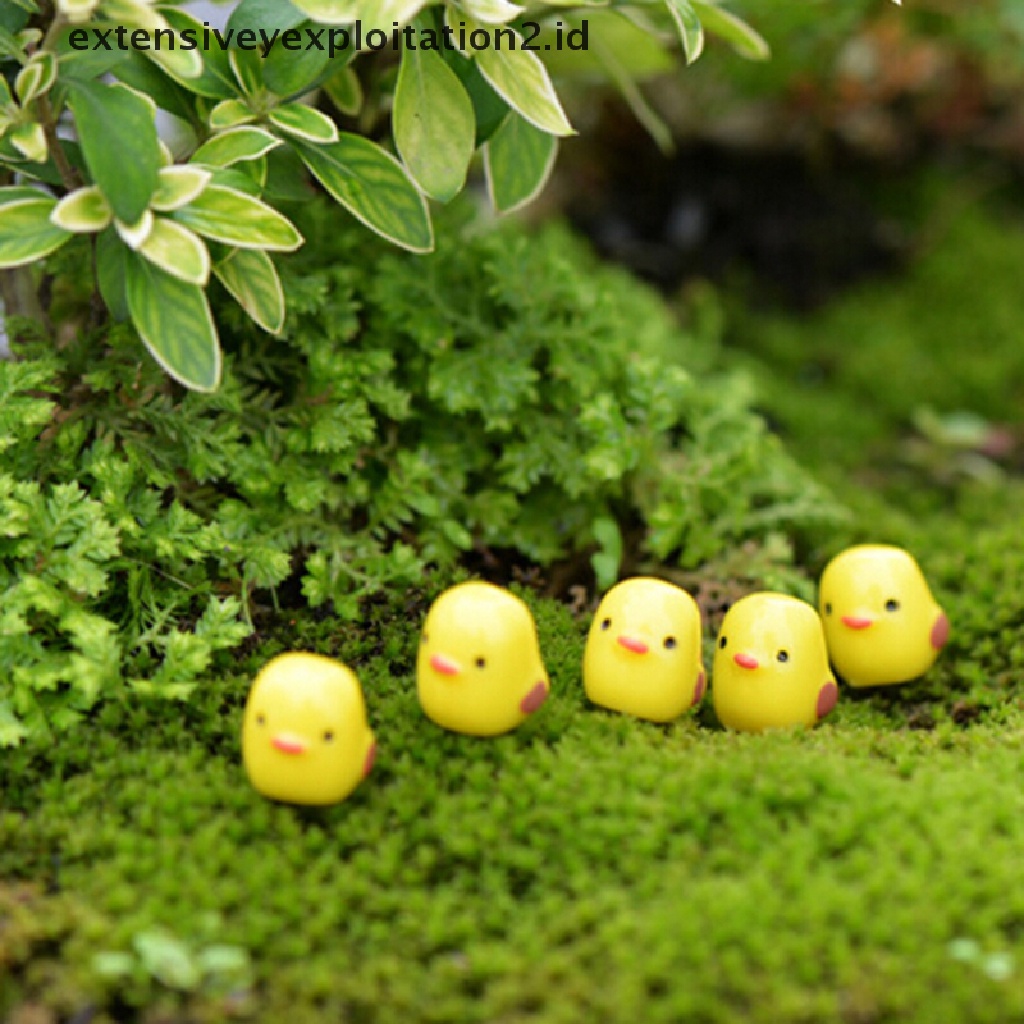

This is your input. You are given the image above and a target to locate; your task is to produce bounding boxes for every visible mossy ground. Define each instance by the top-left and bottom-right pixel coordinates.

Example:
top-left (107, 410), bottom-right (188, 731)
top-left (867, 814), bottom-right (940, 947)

top-left (6, 179), bottom-right (1024, 1023)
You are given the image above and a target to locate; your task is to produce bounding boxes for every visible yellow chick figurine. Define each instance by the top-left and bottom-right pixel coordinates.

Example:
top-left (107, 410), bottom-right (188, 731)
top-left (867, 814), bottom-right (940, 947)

top-left (417, 581), bottom-right (550, 736)
top-left (818, 544), bottom-right (949, 687)
top-left (713, 593), bottom-right (838, 733)
top-left (583, 577), bottom-right (705, 722)
top-left (242, 652), bottom-right (376, 805)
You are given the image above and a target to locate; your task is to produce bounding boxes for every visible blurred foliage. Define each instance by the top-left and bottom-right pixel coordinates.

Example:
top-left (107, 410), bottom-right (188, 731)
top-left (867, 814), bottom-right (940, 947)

top-left (588, 0), bottom-right (1024, 164)
top-left (724, 182), bottom-right (1024, 499)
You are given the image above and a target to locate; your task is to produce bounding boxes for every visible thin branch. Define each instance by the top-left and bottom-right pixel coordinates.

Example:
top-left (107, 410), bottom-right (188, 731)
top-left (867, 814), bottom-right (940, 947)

top-left (37, 94), bottom-right (79, 192)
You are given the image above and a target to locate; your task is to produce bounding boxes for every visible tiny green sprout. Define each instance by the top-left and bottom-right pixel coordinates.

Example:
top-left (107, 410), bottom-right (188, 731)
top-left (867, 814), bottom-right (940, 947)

top-left (92, 929), bottom-right (254, 994)
top-left (948, 937), bottom-right (981, 963)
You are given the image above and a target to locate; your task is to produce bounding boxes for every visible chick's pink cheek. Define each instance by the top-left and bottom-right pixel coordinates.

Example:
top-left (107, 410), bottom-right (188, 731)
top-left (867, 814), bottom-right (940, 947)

top-left (816, 682), bottom-right (839, 720)
top-left (692, 670), bottom-right (706, 707)
top-left (520, 682), bottom-right (548, 715)
top-left (363, 741), bottom-right (377, 777)
top-left (931, 612), bottom-right (950, 650)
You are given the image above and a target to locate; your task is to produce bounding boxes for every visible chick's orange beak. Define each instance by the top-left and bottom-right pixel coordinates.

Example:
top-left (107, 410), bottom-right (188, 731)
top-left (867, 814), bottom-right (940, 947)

top-left (430, 653), bottom-right (461, 676)
top-left (841, 615), bottom-right (873, 630)
top-left (272, 733), bottom-right (307, 755)
top-left (617, 635), bottom-right (649, 655)
top-left (733, 652), bottom-right (758, 670)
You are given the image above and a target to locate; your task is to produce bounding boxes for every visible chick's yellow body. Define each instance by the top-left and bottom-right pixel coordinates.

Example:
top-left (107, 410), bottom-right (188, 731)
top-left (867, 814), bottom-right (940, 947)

top-left (242, 652), bottom-right (376, 805)
top-left (417, 582), bottom-right (550, 736)
top-left (583, 577), bottom-right (705, 722)
top-left (819, 545), bottom-right (948, 687)
top-left (713, 593), bottom-right (838, 733)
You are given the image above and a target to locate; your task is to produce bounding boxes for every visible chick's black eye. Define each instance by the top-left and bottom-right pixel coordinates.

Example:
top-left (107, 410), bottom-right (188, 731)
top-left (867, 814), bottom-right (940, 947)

top-left (256, 713), bottom-right (266, 726)
top-left (323, 730), bottom-right (335, 743)
top-left (824, 603), bottom-right (832, 615)
top-left (421, 632), bottom-right (429, 643)
top-left (719, 635), bottom-right (728, 649)
top-left (600, 618), bottom-right (611, 631)
top-left (777, 650), bottom-right (789, 663)
top-left (475, 656), bottom-right (486, 669)
top-left (885, 599), bottom-right (900, 613)
top-left (664, 636), bottom-right (677, 650)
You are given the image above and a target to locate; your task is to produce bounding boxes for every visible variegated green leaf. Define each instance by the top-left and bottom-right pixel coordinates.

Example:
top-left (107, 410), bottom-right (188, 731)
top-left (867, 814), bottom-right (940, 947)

top-left (138, 217), bottom-right (210, 285)
top-left (0, 186), bottom-right (51, 207)
top-left (448, 9), bottom-right (573, 136)
top-left (484, 111), bottom-right (557, 214)
top-left (57, 0), bottom-right (99, 22)
top-left (144, 31), bottom-right (204, 82)
top-left (214, 248), bottom-right (284, 334)
top-left (150, 166), bottom-right (212, 212)
top-left (14, 51), bottom-right (57, 105)
top-left (323, 66), bottom-right (362, 115)
top-left (69, 79), bottom-right (161, 223)
top-left (159, 9), bottom-right (237, 99)
top-left (691, 0), bottom-right (768, 60)
top-left (191, 127), bottom-right (281, 167)
top-left (288, 0), bottom-right (424, 28)
top-left (229, 47), bottom-right (263, 99)
top-left (209, 99), bottom-right (256, 131)
top-left (267, 104), bottom-right (339, 144)
top-left (665, 0), bottom-right (703, 63)
top-left (393, 40), bottom-right (475, 202)
top-left (10, 121), bottom-right (47, 162)
top-left (51, 185), bottom-right (112, 232)
top-left (125, 253), bottom-right (221, 391)
top-left (115, 209), bottom-right (155, 250)
top-left (16, 27), bottom-right (44, 48)
top-left (227, 0), bottom-right (306, 36)
top-left (96, 226), bottom-right (129, 321)
top-left (173, 185), bottom-right (303, 251)
top-left (102, 0), bottom-right (161, 31)
top-left (0, 196), bottom-right (71, 267)
top-left (455, 0), bottom-right (523, 24)
top-left (261, 22), bottom-right (333, 98)
top-left (295, 135), bottom-right (433, 253)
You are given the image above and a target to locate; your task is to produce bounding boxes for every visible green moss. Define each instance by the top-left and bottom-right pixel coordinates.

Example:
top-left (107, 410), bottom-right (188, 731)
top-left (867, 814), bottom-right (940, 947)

top-left (4, 510), bottom-right (1024, 1023)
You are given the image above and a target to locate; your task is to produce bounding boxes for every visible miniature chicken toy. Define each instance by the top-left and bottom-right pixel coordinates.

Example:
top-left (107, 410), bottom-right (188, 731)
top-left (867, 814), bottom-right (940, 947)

top-left (417, 581), bottom-right (550, 736)
top-left (818, 544), bottom-right (949, 687)
top-left (242, 652), bottom-right (376, 805)
top-left (713, 593), bottom-right (838, 733)
top-left (583, 577), bottom-right (705, 722)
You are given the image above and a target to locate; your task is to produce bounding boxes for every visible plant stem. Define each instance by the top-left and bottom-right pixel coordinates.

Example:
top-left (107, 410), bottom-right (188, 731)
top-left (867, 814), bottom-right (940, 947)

top-left (37, 93), bottom-right (79, 191)
top-left (34, 10), bottom-right (78, 191)
top-left (40, 8), bottom-right (68, 54)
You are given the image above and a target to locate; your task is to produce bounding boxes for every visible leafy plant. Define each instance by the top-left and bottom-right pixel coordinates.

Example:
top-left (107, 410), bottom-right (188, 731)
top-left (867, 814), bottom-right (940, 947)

top-left (0, 0), bottom-right (767, 389)
top-left (0, 201), bottom-right (844, 745)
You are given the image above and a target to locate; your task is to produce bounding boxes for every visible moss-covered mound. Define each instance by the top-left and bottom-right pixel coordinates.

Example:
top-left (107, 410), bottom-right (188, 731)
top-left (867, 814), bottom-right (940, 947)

top-left (4, 530), bottom-right (1024, 1024)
